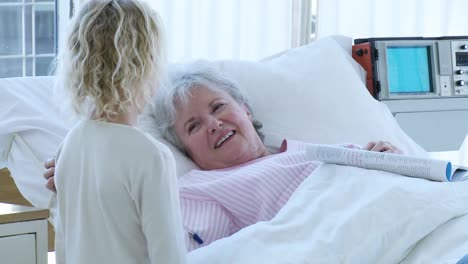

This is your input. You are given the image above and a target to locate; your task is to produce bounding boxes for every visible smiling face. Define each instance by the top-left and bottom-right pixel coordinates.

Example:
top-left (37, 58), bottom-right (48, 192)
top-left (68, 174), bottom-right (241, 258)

top-left (173, 85), bottom-right (269, 170)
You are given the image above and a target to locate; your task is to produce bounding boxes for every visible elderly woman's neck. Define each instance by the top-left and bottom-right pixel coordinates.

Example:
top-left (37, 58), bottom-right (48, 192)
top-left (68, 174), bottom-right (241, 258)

top-left (259, 145), bottom-right (272, 158)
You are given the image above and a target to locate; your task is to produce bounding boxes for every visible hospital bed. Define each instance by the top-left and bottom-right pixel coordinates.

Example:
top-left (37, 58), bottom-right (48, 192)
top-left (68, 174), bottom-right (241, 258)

top-left (1, 36), bottom-right (468, 263)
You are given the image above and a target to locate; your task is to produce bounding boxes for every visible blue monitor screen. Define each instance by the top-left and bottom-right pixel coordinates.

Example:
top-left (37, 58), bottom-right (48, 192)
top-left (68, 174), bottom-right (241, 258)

top-left (386, 46), bottom-right (432, 93)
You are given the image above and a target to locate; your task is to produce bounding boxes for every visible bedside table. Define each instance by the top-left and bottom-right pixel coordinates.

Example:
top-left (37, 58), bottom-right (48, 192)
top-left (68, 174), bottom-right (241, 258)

top-left (0, 203), bottom-right (49, 264)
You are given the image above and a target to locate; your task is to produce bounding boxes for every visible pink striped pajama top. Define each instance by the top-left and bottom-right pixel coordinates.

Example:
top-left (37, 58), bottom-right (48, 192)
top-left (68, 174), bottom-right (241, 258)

top-left (178, 139), bottom-right (322, 251)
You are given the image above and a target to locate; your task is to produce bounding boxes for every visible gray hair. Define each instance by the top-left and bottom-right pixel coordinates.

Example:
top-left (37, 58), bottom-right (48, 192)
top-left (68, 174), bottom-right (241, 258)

top-left (153, 61), bottom-right (264, 152)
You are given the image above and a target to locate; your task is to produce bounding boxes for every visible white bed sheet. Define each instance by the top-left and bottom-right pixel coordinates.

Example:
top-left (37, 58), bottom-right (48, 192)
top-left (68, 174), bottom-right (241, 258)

top-left (0, 77), bottom-right (73, 209)
top-left (401, 214), bottom-right (468, 263)
top-left (187, 164), bottom-right (468, 264)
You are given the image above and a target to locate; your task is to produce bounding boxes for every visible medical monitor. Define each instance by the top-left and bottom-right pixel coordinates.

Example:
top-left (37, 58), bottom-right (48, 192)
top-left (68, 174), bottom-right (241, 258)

top-left (374, 40), bottom-right (439, 99)
top-left (353, 36), bottom-right (468, 100)
top-left (386, 46), bottom-right (433, 94)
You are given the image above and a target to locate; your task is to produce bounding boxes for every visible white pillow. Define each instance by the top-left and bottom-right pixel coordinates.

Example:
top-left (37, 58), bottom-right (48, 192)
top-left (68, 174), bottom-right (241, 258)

top-left (212, 37), bottom-right (425, 155)
top-left (0, 35), bottom-right (426, 208)
top-left (139, 36), bottom-right (425, 177)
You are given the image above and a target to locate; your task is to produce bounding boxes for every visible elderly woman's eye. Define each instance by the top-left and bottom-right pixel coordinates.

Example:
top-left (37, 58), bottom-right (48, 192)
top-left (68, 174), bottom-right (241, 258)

top-left (188, 122), bottom-right (199, 133)
top-left (188, 124), bottom-right (195, 133)
top-left (212, 103), bottom-right (224, 112)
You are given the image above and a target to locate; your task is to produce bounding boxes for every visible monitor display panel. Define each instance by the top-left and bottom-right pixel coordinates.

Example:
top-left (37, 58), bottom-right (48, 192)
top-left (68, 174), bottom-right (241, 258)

top-left (386, 46), bottom-right (433, 93)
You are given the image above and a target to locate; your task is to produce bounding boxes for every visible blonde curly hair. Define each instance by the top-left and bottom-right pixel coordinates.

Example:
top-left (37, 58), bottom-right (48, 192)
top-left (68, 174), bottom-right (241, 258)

top-left (55, 0), bottom-right (165, 120)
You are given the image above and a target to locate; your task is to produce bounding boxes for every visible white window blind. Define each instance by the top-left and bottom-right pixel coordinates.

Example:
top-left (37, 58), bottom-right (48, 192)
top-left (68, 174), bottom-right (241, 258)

top-left (145, 0), bottom-right (314, 62)
top-left (64, 0), bottom-right (316, 62)
top-left (317, 0), bottom-right (468, 39)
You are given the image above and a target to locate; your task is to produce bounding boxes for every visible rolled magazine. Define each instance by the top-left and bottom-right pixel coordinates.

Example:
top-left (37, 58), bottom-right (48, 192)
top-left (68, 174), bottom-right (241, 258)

top-left (306, 144), bottom-right (468, 182)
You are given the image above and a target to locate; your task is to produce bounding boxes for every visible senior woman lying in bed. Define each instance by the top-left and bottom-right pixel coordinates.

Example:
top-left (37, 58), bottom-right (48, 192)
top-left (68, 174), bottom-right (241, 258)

top-left (44, 62), bottom-right (402, 251)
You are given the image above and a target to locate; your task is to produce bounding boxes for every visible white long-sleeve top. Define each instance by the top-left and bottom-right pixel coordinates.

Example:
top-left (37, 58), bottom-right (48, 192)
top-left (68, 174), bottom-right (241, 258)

top-left (54, 120), bottom-right (186, 264)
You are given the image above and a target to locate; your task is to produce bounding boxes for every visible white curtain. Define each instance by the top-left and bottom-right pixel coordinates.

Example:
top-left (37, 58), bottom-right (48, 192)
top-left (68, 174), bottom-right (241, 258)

top-left (67, 0), bottom-right (312, 62)
top-left (144, 0), bottom-right (312, 62)
top-left (317, 0), bottom-right (468, 39)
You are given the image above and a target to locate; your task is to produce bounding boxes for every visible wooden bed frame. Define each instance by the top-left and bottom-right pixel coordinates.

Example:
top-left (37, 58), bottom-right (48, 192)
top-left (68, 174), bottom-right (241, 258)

top-left (0, 168), bottom-right (55, 251)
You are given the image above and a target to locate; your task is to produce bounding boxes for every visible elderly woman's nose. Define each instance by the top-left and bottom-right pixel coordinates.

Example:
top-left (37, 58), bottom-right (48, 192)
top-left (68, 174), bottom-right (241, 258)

top-left (208, 118), bottom-right (223, 133)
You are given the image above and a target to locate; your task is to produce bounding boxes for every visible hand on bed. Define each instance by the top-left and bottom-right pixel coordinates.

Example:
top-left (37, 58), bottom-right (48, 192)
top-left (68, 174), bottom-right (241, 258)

top-left (363, 141), bottom-right (403, 154)
top-left (43, 158), bottom-right (57, 193)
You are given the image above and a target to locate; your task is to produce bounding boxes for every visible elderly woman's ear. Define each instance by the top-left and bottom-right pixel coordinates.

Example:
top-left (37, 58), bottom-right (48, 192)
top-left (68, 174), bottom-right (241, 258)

top-left (242, 104), bottom-right (253, 121)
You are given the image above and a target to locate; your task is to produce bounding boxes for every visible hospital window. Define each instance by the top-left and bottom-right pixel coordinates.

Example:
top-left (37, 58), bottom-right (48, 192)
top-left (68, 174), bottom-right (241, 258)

top-left (0, 0), bottom-right (56, 78)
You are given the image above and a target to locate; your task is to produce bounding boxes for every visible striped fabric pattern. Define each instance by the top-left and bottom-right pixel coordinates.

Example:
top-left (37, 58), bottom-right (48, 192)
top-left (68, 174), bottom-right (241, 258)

top-left (178, 140), bottom-right (321, 251)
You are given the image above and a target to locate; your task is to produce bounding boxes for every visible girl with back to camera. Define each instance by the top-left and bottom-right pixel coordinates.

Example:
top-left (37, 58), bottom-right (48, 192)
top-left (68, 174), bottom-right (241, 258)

top-left (52, 0), bottom-right (186, 263)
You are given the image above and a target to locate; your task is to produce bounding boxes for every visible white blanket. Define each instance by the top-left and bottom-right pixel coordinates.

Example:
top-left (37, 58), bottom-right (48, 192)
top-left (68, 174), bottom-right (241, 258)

top-left (188, 164), bottom-right (468, 264)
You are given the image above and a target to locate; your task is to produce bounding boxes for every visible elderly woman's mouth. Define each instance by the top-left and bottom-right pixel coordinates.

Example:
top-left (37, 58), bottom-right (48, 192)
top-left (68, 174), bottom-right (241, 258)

top-left (215, 131), bottom-right (236, 149)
